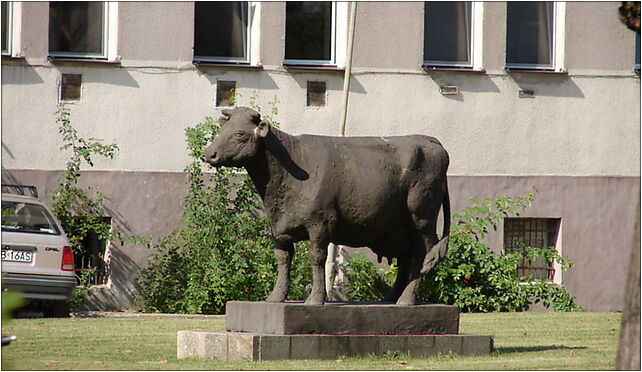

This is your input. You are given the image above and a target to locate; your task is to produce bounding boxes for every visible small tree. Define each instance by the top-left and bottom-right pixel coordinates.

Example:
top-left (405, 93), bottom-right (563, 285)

top-left (50, 104), bottom-right (119, 307)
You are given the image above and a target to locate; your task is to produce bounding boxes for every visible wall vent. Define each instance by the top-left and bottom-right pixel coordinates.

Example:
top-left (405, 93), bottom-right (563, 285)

top-left (60, 74), bottom-right (82, 101)
top-left (307, 81), bottom-right (326, 107)
top-left (216, 81), bottom-right (237, 107)
top-left (518, 89), bottom-right (535, 98)
top-left (439, 85), bottom-right (459, 95)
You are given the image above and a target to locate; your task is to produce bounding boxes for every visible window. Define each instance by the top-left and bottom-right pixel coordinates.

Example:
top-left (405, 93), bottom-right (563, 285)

top-left (285, 2), bottom-right (336, 65)
top-left (49, 2), bottom-right (108, 58)
top-left (1, 201), bottom-right (61, 236)
top-left (424, 2), bottom-right (472, 67)
top-left (194, 2), bottom-right (251, 63)
top-left (504, 218), bottom-right (561, 281)
top-left (506, 1), bottom-right (556, 70)
top-left (75, 217), bottom-right (111, 285)
top-left (2, 2), bottom-right (12, 56)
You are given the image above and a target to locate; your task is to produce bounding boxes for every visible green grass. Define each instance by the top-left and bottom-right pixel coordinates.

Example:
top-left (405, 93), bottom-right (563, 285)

top-left (1, 312), bottom-right (620, 370)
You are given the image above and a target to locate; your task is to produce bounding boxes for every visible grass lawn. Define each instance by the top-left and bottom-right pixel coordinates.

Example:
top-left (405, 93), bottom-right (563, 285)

top-left (1, 311), bottom-right (620, 370)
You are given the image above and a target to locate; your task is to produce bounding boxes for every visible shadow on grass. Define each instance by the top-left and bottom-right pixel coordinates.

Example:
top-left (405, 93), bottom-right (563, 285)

top-left (495, 345), bottom-right (588, 354)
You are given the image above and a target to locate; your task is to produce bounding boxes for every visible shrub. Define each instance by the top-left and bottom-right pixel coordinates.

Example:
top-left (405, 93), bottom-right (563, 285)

top-left (139, 107), bottom-right (311, 314)
top-left (344, 193), bottom-right (583, 312)
top-left (50, 105), bottom-right (120, 308)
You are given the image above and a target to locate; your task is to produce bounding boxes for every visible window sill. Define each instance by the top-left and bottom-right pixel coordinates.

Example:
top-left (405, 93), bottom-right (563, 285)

top-left (422, 65), bottom-right (486, 74)
top-left (505, 67), bottom-right (568, 75)
top-left (193, 60), bottom-right (263, 70)
top-left (1, 55), bottom-right (26, 61)
top-left (283, 63), bottom-right (345, 73)
top-left (48, 56), bottom-right (121, 66)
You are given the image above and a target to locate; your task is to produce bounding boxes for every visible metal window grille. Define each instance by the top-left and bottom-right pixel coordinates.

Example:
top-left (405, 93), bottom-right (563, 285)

top-left (503, 218), bottom-right (559, 280)
top-left (75, 216), bottom-right (111, 285)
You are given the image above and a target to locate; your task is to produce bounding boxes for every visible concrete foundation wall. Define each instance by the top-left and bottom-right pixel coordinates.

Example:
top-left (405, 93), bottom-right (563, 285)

top-left (2, 168), bottom-right (637, 311)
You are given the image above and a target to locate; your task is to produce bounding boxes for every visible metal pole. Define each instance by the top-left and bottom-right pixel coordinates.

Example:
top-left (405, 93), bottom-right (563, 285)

top-left (338, 1), bottom-right (357, 137)
top-left (326, 1), bottom-right (357, 300)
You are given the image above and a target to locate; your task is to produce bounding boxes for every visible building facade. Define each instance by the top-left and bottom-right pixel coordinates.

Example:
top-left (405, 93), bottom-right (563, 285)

top-left (1, 1), bottom-right (639, 311)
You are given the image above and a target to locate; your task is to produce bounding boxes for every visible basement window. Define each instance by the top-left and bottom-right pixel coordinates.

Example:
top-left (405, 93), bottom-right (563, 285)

top-left (75, 217), bottom-right (111, 286)
top-left (504, 218), bottom-right (561, 281)
top-left (216, 81), bottom-right (237, 107)
top-left (307, 81), bottom-right (326, 107)
top-left (60, 74), bottom-right (82, 102)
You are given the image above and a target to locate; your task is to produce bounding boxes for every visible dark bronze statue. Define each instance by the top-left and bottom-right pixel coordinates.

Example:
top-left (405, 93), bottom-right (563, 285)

top-left (204, 107), bottom-right (450, 305)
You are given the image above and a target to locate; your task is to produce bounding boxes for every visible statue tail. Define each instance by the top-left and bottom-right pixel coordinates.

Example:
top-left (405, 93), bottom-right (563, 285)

top-left (421, 177), bottom-right (451, 274)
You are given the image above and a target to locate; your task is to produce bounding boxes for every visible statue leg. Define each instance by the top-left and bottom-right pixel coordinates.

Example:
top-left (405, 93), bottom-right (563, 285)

top-left (397, 207), bottom-right (439, 305)
top-left (305, 234), bottom-right (329, 305)
top-left (266, 242), bottom-right (294, 303)
top-left (383, 257), bottom-right (411, 303)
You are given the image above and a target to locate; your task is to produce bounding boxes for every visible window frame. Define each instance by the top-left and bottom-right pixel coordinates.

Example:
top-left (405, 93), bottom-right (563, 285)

top-left (284, 1), bottom-right (338, 66)
top-left (193, 1), bottom-right (253, 64)
top-left (423, 1), bottom-right (474, 68)
top-left (2, 1), bottom-right (13, 56)
top-left (48, 1), bottom-right (110, 60)
top-left (505, 1), bottom-right (565, 71)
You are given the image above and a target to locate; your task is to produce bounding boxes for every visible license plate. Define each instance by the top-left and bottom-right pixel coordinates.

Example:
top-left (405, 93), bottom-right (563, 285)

top-left (1, 250), bottom-right (33, 263)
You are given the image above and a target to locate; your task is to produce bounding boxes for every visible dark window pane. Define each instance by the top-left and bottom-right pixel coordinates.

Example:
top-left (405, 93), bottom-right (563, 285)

top-left (2, 2), bottom-right (8, 53)
top-left (49, 2), bottom-right (104, 55)
top-left (506, 1), bottom-right (553, 66)
top-left (424, 2), bottom-right (471, 64)
top-left (286, 2), bottom-right (332, 61)
top-left (194, 2), bottom-right (248, 59)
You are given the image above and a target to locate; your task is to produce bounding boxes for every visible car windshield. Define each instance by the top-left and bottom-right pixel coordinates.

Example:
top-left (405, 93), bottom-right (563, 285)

top-left (1, 201), bottom-right (61, 235)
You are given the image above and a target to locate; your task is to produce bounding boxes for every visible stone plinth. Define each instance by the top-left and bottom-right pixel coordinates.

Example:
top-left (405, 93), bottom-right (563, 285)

top-left (177, 331), bottom-right (494, 361)
top-left (226, 301), bottom-right (460, 335)
top-left (177, 301), bottom-right (493, 360)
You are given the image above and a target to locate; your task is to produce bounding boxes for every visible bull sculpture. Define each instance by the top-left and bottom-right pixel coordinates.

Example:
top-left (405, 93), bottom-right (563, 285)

top-left (204, 107), bottom-right (450, 305)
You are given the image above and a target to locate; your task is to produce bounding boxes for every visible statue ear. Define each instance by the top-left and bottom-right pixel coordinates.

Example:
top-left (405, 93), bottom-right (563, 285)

top-left (255, 120), bottom-right (270, 138)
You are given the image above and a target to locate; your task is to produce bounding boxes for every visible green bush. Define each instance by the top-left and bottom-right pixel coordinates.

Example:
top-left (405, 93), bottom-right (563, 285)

top-left (50, 105), bottom-right (121, 309)
top-left (139, 112), bottom-right (311, 314)
top-left (344, 193), bottom-right (583, 312)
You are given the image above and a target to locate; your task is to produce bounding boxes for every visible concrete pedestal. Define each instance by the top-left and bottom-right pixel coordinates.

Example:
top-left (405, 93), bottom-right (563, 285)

top-left (177, 301), bottom-right (493, 361)
top-left (226, 301), bottom-right (460, 335)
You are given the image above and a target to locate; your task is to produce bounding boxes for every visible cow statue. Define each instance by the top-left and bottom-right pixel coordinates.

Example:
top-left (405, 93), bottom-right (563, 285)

top-left (204, 107), bottom-right (450, 305)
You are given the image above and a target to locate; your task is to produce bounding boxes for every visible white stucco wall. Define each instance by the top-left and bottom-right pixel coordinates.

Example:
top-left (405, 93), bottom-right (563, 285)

top-left (2, 63), bottom-right (640, 176)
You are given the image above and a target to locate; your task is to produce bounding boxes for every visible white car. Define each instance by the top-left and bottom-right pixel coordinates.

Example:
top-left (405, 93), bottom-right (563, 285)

top-left (1, 185), bottom-right (76, 317)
